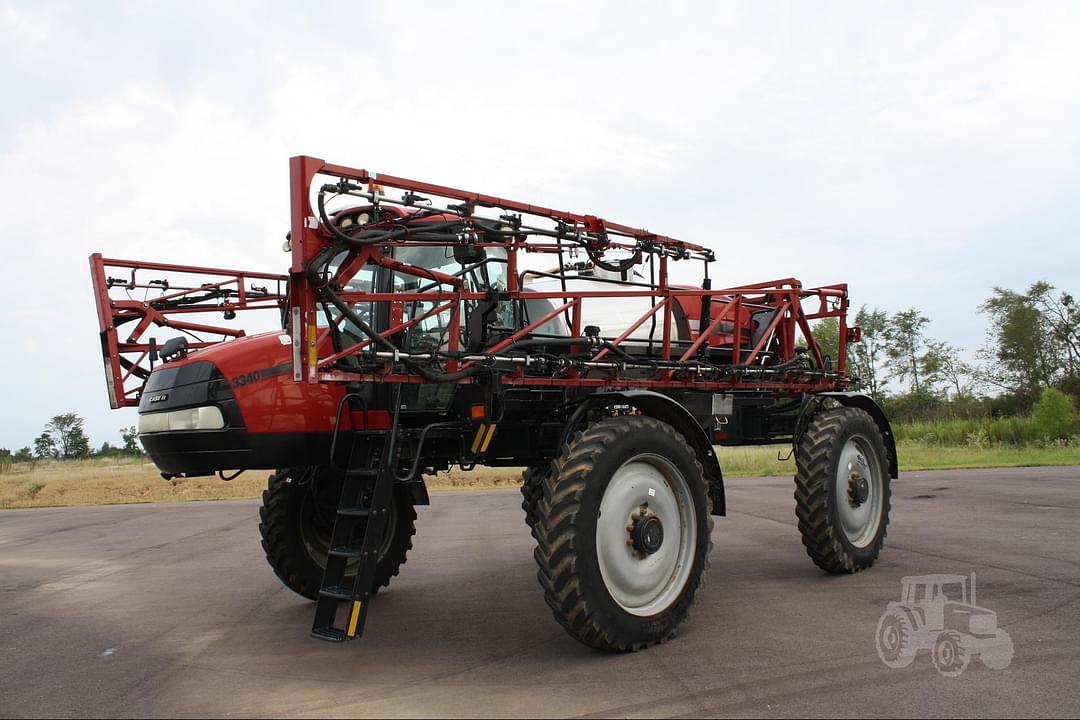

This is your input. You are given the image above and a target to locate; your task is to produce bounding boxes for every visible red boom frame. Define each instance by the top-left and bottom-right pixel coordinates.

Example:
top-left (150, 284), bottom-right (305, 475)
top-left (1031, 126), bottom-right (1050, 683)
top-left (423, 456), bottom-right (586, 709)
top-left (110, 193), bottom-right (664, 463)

top-left (285, 156), bottom-right (857, 396)
top-left (90, 254), bottom-right (286, 408)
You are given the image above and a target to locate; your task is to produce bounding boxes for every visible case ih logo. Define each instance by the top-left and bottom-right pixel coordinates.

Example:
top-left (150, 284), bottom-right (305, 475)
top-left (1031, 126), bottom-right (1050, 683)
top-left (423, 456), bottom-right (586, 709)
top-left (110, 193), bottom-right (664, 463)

top-left (148, 394), bottom-right (168, 403)
top-left (875, 573), bottom-right (1013, 677)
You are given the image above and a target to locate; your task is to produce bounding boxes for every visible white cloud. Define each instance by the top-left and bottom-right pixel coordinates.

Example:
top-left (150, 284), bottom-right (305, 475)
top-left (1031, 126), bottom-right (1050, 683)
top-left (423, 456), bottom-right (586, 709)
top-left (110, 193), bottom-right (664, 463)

top-left (0, 5), bottom-right (55, 64)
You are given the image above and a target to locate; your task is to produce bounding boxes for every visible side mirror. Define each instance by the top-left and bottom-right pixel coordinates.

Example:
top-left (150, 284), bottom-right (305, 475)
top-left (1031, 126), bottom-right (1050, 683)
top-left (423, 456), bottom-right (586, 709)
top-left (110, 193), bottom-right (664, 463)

top-left (454, 243), bottom-right (486, 265)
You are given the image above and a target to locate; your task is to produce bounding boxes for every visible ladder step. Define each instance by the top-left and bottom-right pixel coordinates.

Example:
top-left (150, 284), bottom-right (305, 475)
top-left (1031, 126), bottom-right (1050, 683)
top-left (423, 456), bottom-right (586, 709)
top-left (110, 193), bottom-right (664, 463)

top-left (319, 586), bottom-right (356, 601)
top-left (337, 506), bottom-right (370, 517)
top-left (311, 626), bottom-right (347, 643)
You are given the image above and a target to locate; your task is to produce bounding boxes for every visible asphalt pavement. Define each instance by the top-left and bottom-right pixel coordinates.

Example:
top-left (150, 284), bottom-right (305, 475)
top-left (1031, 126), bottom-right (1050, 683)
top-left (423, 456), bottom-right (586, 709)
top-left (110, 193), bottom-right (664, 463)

top-left (1, 466), bottom-right (1078, 718)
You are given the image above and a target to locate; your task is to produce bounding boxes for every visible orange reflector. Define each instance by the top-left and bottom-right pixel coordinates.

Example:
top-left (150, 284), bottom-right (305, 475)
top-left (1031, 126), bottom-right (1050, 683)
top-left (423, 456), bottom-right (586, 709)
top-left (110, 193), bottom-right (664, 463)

top-left (470, 404), bottom-right (486, 420)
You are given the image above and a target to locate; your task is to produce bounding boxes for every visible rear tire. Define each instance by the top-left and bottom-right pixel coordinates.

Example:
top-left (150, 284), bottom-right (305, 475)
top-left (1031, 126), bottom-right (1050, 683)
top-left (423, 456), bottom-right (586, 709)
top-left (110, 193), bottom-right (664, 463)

top-left (875, 610), bottom-right (916, 668)
top-left (533, 416), bottom-right (713, 651)
top-left (259, 466), bottom-right (416, 600)
top-left (795, 406), bottom-right (891, 574)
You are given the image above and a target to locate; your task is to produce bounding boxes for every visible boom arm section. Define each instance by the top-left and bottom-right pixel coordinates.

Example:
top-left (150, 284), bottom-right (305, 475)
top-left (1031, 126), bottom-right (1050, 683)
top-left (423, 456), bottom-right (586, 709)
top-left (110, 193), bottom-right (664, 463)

top-left (89, 254), bottom-right (287, 408)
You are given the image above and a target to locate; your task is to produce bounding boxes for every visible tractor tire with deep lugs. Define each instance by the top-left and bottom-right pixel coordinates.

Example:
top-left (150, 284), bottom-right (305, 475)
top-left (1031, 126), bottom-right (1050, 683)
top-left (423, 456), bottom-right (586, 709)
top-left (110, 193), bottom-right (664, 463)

top-left (520, 464), bottom-right (551, 538)
top-left (259, 466), bottom-right (416, 600)
top-left (533, 416), bottom-right (713, 651)
top-left (795, 406), bottom-right (891, 574)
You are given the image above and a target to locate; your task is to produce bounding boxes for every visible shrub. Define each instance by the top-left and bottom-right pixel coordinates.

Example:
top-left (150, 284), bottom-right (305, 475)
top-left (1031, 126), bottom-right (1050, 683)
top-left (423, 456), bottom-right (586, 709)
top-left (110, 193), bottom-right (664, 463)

top-left (894, 415), bottom-right (1036, 446)
top-left (1032, 387), bottom-right (1078, 440)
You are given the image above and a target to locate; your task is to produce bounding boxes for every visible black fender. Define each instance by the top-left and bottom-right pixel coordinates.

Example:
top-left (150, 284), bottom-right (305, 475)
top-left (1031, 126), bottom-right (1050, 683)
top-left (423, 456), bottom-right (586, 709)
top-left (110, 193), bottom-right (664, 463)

top-left (564, 390), bottom-right (726, 516)
top-left (882, 601), bottom-right (923, 633)
top-left (814, 392), bottom-right (898, 479)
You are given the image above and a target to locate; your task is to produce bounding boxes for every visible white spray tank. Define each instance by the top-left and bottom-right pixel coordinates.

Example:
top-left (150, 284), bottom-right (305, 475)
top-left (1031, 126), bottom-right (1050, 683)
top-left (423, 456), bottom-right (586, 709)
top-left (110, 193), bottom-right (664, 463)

top-left (521, 264), bottom-right (690, 351)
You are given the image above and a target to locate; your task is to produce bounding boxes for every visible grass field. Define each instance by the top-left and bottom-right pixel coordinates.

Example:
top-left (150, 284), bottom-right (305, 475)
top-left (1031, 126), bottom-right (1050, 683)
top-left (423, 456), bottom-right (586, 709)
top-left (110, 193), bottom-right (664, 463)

top-left (0, 458), bottom-right (521, 509)
top-left (3, 441), bottom-right (1079, 509)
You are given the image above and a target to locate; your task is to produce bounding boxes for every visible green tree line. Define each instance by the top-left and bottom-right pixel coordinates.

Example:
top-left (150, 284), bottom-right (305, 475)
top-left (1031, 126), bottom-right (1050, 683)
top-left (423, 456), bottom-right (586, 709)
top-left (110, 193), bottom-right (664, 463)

top-left (1, 413), bottom-right (142, 469)
top-left (813, 280), bottom-right (1079, 438)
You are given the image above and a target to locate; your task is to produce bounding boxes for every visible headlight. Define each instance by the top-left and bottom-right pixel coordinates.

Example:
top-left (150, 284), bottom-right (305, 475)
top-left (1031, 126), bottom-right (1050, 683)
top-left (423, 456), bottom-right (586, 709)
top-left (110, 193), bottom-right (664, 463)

top-left (139, 406), bottom-right (225, 433)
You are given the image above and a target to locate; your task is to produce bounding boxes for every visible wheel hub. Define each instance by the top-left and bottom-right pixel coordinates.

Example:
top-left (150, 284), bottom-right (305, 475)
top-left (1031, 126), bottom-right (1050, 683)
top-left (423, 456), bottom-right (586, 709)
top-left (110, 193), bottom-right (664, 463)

top-left (848, 471), bottom-right (870, 507)
top-left (883, 625), bottom-right (899, 649)
top-left (628, 507), bottom-right (664, 557)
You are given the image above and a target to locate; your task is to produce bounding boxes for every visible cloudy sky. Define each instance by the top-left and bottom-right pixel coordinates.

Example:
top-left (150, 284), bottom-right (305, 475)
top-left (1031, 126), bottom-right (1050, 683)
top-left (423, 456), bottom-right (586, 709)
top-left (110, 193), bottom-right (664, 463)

top-left (2, 1), bottom-right (1079, 450)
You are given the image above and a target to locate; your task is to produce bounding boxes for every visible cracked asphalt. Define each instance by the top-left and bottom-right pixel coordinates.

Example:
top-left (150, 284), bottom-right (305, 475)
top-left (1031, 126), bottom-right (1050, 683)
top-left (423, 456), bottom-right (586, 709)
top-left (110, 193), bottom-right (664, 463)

top-left (1, 466), bottom-right (1078, 718)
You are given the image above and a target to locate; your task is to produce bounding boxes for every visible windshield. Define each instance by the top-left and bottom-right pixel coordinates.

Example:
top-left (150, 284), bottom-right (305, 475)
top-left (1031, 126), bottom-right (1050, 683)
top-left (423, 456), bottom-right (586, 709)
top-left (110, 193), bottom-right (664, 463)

top-left (393, 245), bottom-right (507, 292)
top-left (316, 245), bottom-right (511, 352)
top-left (393, 245), bottom-right (510, 347)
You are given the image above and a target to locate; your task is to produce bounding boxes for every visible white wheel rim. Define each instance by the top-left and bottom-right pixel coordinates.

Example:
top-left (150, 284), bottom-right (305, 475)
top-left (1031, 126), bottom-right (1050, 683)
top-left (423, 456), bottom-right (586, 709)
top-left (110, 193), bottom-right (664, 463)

top-left (834, 435), bottom-right (883, 548)
top-left (595, 454), bottom-right (697, 616)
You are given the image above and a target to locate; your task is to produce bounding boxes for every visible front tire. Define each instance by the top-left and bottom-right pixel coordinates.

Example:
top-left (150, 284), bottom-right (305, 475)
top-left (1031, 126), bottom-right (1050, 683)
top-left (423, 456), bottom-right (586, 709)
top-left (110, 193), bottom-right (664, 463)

top-left (520, 464), bottom-right (551, 539)
top-left (932, 630), bottom-right (971, 677)
top-left (795, 406), bottom-right (891, 574)
top-left (259, 467), bottom-right (416, 600)
top-left (533, 416), bottom-right (713, 651)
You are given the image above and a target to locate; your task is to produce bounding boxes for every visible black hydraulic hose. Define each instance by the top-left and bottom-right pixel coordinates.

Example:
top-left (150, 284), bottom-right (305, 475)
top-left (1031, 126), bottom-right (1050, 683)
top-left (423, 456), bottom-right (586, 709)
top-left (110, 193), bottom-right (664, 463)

top-left (409, 360), bottom-right (481, 383)
top-left (517, 269), bottom-right (656, 290)
top-left (351, 228), bottom-right (463, 243)
top-left (394, 421), bottom-right (464, 482)
top-left (497, 336), bottom-right (588, 354)
top-left (601, 341), bottom-right (638, 363)
top-left (306, 260), bottom-right (479, 386)
top-left (308, 260), bottom-right (397, 353)
top-left (556, 237), bottom-right (572, 329)
top-left (648, 252), bottom-right (657, 354)
top-left (319, 282), bottom-right (481, 381)
top-left (588, 248), bottom-right (641, 274)
top-left (318, 187), bottom-right (463, 246)
top-left (318, 189), bottom-right (382, 246)
top-left (118, 356), bottom-right (151, 380)
top-left (306, 242), bottom-right (483, 382)
top-left (413, 257), bottom-right (507, 295)
top-left (320, 185), bottom-right (657, 271)
top-left (318, 286), bottom-right (466, 379)
top-left (734, 354), bottom-right (808, 372)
